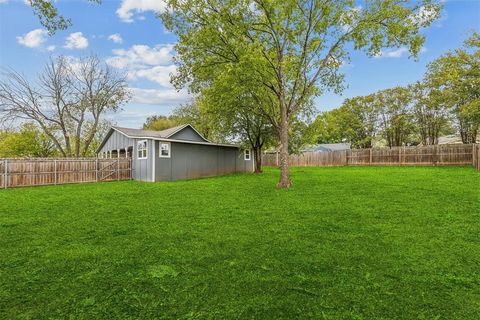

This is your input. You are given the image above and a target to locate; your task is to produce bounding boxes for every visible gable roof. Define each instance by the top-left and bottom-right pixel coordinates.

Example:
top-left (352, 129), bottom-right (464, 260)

top-left (112, 124), bottom-right (209, 142)
top-left (301, 143), bottom-right (351, 153)
top-left (97, 124), bottom-right (238, 153)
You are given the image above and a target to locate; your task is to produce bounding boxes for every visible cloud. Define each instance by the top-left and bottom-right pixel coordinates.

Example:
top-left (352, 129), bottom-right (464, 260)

top-left (47, 45), bottom-right (56, 52)
top-left (374, 46), bottom-right (427, 59)
top-left (106, 44), bottom-right (174, 69)
top-left (0, 0), bottom-right (9, 4)
top-left (127, 65), bottom-right (177, 87)
top-left (64, 32), bottom-right (89, 49)
top-left (129, 87), bottom-right (190, 105)
top-left (108, 33), bottom-right (123, 44)
top-left (16, 29), bottom-right (47, 48)
top-left (117, 0), bottom-right (167, 23)
top-left (374, 47), bottom-right (409, 58)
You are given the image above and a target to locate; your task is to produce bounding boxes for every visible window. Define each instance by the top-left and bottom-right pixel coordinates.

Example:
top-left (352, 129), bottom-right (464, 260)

top-left (159, 142), bottom-right (171, 158)
top-left (244, 149), bottom-right (251, 160)
top-left (137, 140), bottom-right (147, 159)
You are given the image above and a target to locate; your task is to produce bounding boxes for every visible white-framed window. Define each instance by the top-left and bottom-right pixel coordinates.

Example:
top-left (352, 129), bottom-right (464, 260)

top-left (159, 142), bottom-right (171, 158)
top-left (137, 140), bottom-right (147, 159)
top-left (244, 149), bottom-right (251, 160)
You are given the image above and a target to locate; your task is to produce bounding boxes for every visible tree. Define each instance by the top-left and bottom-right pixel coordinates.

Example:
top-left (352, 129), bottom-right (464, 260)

top-left (376, 87), bottom-right (416, 147)
top-left (409, 82), bottom-right (451, 145)
top-left (0, 55), bottom-right (130, 157)
top-left (0, 122), bottom-right (57, 158)
top-left (424, 32), bottom-right (480, 144)
top-left (143, 115), bottom-right (178, 131)
top-left (162, 0), bottom-right (440, 187)
top-left (201, 75), bottom-right (277, 173)
top-left (305, 95), bottom-right (378, 149)
top-left (171, 101), bottom-right (222, 142)
top-left (26, 0), bottom-right (101, 34)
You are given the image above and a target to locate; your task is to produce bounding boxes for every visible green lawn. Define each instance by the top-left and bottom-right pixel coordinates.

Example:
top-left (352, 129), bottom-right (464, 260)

top-left (1, 166), bottom-right (479, 319)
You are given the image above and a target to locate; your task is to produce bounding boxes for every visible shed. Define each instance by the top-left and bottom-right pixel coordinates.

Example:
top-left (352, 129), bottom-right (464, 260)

top-left (97, 124), bottom-right (254, 181)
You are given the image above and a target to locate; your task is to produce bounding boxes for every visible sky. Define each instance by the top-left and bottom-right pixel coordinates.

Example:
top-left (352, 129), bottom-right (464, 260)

top-left (0, 0), bottom-right (479, 128)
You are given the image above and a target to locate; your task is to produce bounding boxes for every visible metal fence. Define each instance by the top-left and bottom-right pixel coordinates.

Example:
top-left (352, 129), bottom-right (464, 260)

top-left (263, 144), bottom-right (478, 169)
top-left (0, 158), bottom-right (132, 189)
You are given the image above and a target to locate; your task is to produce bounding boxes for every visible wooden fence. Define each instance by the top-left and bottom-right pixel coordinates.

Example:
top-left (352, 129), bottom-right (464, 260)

top-left (0, 158), bottom-right (132, 189)
top-left (263, 144), bottom-right (478, 169)
top-left (474, 144), bottom-right (480, 171)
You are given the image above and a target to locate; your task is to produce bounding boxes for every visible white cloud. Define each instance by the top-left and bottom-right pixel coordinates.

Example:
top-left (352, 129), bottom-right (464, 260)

top-left (129, 87), bottom-right (189, 105)
top-left (108, 33), bottom-right (123, 44)
top-left (64, 32), bottom-right (89, 49)
top-left (47, 45), bottom-right (56, 52)
top-left (374, 47), bottom-right (409, 58)
top-left (106, 44), bottom-right (174, 69)
top-left (374, 46), bottom-right (427, 59)
top-left (0, 0), bottom-right (10, 4)
top-left (16, 29), bottom-right (47, 48)
top-left (127, 65), bottom-right (177, 87)
top-left (117, 0), bottom-right (167, 23)
top-left (106, 43), bottom-right (189, 107)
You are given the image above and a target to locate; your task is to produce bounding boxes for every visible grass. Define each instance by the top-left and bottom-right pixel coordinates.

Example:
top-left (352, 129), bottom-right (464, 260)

top-left (0, 166), bottom-right (479, 319)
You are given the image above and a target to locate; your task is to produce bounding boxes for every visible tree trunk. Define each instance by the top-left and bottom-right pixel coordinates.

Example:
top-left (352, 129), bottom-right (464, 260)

top-left (254, 147), bottom-right (263, 173)
top-left (277, 104), bottom-right (291, 188)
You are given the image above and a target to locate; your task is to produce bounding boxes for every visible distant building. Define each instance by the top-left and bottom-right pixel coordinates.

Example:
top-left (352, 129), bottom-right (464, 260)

top-left (300, 143), bottom-right (351, 153)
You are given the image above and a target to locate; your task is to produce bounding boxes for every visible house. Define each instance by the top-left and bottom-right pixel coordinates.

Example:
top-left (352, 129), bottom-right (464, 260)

top-left (300, 143), bottom-right (351, 153)
top-left (97, 124), bottom-right (253, 181)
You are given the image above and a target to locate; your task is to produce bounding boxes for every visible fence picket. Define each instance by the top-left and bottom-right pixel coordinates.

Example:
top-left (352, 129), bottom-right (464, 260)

top-left (0, 158), bottom-right (132, 188)
top-left (263, 144), bottom-right (478, 169)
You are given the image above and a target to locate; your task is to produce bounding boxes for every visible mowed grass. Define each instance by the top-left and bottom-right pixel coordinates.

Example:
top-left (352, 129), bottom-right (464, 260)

top-left (0, 166), bottom-right (479, 319)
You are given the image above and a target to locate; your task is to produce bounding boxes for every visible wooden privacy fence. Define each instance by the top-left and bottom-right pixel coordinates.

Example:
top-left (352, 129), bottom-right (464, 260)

top-left (0, 158), bottom-right (132, 189)
top-left (474, 144), bottom-right (480, 171)
top-left (263, 144), bottom-right (479, 169)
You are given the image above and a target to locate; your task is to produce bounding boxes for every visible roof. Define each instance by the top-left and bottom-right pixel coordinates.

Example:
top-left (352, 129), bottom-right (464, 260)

top-left (301, 143), bottom-right (351, 153)
top-left (112, 124), bottom-right (208, 141)
top-left (97, 124), bottom-right (239, 153)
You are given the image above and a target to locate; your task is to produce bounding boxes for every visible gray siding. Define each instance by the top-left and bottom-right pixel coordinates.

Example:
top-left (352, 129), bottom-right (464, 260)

top-left (154, 141), bottom-right (253, 181)
top-left (98, 130), bottom-right (133, 154)
top-left (132, 138), bottom-right (154, 182)
top-left (169, 126), bottom-right (206, 142)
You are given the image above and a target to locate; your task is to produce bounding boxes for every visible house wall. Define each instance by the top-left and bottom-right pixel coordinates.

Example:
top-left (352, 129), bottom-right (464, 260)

top-left (169, 126), bottom-right (206, 142)
top-left (132, 138), bottom-right (154, 182)
top-left (154, 141), bottom-right (253, 181)
top-left (98, 130), bottom-right (133, 154)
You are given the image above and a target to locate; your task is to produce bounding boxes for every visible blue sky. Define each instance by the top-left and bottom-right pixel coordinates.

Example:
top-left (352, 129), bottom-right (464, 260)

top-left (1, 0), bottom-right (479, 128)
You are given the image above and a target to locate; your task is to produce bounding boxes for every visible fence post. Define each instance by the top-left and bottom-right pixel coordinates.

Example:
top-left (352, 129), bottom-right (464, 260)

top-left (117, 159), bottom-right (120, 181)
top-left (369, 148), bottom-right (372, 165)
top-left (3, 159), bottom-right (7, 189)
top-left (54, 160), bottom-right (57, 185)
top-left (95, 158), bottom-right (99, 182)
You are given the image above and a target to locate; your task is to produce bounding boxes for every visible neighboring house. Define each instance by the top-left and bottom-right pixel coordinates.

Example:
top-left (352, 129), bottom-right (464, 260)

top-left (300, 143), bottom-right (351, 153)
top-left (97, 124), bottom-right (253, 181)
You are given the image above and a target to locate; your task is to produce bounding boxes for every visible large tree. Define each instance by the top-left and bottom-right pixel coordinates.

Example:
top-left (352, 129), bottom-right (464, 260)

top-left (409, 82), bottom-right (451, 145)
top-left (162, 0), bottom-right (440, 187)
top-left (424, 32), bottom-right (480, 144)
top-left (0, 122), bottom-right (57, 158)
top-left (376, 87), bottom-right (415, 147)
top-left (0, 55), bottom-right (130, 157)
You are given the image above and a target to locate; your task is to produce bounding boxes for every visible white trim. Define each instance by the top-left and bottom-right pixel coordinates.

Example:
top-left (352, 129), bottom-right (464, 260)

top-left (151, 140), bottom-right (156, 181)
top-left (159, 141), bottom-right (171, 158)
top-left (244, 149), bottom-right (251, 161)
top-left (137, 139), bottom-right (148, 159)
top-left (110, 127), bottom-right (239, 148)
